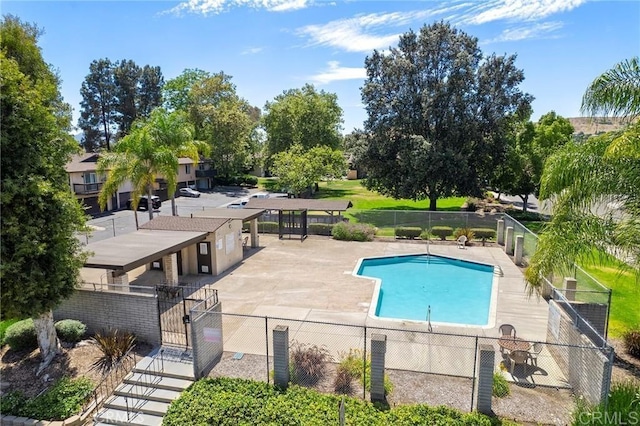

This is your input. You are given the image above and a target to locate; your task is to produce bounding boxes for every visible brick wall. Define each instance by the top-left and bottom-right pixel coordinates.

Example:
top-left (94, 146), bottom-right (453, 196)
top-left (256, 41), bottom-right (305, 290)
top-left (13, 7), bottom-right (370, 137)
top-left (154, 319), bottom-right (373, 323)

top-left (54, 289), bottom-right (161, 345)
top-left (191, 302), bottom-right (223, 379)
top-left (546, 300), bottom-right (612, 405)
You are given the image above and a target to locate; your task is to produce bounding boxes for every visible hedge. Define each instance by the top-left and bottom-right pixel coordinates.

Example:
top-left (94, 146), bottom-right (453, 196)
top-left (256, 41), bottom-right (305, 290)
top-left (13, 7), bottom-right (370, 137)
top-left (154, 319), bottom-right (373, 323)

top-left (394, 227), bottom-right (422, 239)
top-left (332, 222), bottom-right (376, 241)
top-left (4, 318), bottom-right (37, 351)
top-left (430, 226), bottom-right (453, 241)
top-left (55, 319), bottom-right (87, 343)
top-left (309, 223), bottom-right (334, 236)
top-left (471, 228), bottom-right (496, 245)
top-left (164, 377), bottom-right (502, 426)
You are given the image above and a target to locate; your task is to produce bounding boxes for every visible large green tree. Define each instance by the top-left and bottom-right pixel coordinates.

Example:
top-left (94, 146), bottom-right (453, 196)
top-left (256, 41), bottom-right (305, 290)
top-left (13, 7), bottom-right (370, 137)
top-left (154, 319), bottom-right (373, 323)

top-left (271, 144), bottom-right (346, 197)
top-left (1, 15), bottom-right (88, 371)
top-left (494, 112), bottom-right (574, 212)
top-left (526, 58), bottom-right (640, 290)
top-left (163, 68), bottom-right (211, 112)
top-left (79, 58), bottom-right (164, 151)
top-left (360, 22), bottom-right (532, 210)
top-left (262, 84), bottom-right (343, 169)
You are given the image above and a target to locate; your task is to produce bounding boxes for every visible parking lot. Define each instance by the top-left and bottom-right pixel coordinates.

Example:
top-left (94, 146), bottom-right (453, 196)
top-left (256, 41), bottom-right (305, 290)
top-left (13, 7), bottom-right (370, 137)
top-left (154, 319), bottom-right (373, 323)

top-left (83, 186), bottom-right (259, 244)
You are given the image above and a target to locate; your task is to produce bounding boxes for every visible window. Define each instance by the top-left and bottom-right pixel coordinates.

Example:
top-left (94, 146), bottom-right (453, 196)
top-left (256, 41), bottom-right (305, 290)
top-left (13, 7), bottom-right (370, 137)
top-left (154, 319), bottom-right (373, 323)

top-left (83, 172), bottom-right (97, 184)
top-left (198, 163), bottom-right (206, 171)
top-left (185, 164), bottom-right (191, 174)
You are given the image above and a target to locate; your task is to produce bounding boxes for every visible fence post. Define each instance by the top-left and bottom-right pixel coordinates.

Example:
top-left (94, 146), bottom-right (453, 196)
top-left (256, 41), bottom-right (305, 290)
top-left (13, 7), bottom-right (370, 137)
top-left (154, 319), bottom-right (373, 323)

top-left (505, 226), bottom-right (514, 255)
top-left (496, 219), bottom-right (504, 245)
top-left (514, 235), bottom-right (524, 265)
top-left (370, 334), bottom-right (387, 402)
top-left (475, 344), bottom-right (495, 415)
top-left (272, 325), bottom-right (289, 388)
top-left (563, 277), bottom-right (577, 302)
top-left (112, 218), bottom-right (116, 237)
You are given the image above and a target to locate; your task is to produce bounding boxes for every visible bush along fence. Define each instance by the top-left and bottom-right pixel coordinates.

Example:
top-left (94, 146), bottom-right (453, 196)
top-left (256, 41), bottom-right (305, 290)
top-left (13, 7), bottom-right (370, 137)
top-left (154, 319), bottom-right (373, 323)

top-left (186, 310), bottom-right (612, 415)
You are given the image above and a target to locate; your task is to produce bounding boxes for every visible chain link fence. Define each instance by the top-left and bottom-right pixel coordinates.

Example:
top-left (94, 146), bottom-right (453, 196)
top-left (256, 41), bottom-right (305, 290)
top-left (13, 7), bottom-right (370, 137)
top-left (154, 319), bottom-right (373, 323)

top-left (196, 311), bottom-right (611, 415)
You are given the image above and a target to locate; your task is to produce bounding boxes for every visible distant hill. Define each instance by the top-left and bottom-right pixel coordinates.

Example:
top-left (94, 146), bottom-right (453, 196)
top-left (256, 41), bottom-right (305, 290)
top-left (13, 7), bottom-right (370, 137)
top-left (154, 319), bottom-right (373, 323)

top-left (567, 117), bottom-right (628, 135)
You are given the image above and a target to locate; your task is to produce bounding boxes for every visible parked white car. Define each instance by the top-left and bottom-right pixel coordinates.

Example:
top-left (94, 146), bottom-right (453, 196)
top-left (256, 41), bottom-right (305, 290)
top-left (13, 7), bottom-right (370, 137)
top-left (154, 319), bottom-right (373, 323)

top-left (179, 187), bottom-right (201, 198)
top-left (250, 192), bottom-right (270, 199)
top-left (227, 198), bottom-right (249, 209)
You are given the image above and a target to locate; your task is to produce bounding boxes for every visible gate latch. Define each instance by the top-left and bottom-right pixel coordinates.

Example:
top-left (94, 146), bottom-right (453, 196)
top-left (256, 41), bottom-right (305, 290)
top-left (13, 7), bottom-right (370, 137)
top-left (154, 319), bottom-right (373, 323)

top-left (183, 315), bottom-right (191, 324)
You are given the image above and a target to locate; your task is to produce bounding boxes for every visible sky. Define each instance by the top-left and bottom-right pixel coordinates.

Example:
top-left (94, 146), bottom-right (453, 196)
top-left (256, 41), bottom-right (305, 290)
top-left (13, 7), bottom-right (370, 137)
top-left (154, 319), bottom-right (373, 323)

top-left (3, 0), bottom-right (639, 134)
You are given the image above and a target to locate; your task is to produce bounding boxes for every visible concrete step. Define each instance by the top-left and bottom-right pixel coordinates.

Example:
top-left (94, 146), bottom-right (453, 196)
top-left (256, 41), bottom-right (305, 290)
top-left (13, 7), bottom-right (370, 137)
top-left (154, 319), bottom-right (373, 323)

top-left (133, 359), bottom-right (194, 380)
top-left (125, 372), bottom-right (193, 392)
top-left (104, 395), bottom-right (170, 417)
top-left (94, 407), bottom-right (163, 426)
top-left (114, 382), bottom-right (182, 403)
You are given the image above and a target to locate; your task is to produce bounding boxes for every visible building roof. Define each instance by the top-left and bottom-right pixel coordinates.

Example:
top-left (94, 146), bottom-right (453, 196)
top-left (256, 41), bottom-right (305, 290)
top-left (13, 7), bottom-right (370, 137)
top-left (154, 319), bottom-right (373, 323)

top-left (192, 208), bottom-right (266, 221)
top-left (139, 216), bottom-right (229, 232)
top-left (244, 198), bottom-right (353, 211)
top-left (84, 229), bottom-right (207, 271)
top-left (65, 153), bottom-right (100, 173)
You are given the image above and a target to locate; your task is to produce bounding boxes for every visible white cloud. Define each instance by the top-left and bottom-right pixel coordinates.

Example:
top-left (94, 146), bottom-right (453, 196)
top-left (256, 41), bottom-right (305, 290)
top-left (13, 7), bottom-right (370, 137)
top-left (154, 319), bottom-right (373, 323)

top-left (459, 0), bottom-right (587, 25)
top-left (242, 46), bottom-right (264, 54)
top-left (483, 21), bottom-right (564, 43)
top-left (309, 61), bottom-right (366, 84)
top-left (296, 9), bottom-right (451, 53)
top-left (167, 0), bottom-right (312, 15)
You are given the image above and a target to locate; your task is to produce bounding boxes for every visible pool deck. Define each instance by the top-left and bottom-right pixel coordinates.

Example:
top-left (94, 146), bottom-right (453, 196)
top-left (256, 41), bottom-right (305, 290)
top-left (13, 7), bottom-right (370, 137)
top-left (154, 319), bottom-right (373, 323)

top-left (212, 235), bottom-right (566, 389)
top-left (83, 234), bottom-right (568, 388)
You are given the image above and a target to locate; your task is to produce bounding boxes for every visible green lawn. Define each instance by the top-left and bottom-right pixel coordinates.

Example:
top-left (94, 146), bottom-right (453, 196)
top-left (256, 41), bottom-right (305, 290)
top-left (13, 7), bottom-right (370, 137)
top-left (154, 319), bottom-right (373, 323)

top-left (520, 221), bottom-right (639, 338)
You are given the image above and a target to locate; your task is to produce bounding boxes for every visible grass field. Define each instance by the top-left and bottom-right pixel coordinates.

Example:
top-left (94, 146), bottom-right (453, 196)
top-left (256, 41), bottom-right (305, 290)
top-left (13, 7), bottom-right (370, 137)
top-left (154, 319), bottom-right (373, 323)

top-left (521, 220), bottom-right (639, 337)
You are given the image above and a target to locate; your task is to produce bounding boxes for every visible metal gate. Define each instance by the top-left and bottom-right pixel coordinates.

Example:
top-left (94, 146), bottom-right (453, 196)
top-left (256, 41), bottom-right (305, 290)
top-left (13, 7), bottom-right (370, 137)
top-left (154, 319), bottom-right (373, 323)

top-left (156, 284), bottom-right (216, 348)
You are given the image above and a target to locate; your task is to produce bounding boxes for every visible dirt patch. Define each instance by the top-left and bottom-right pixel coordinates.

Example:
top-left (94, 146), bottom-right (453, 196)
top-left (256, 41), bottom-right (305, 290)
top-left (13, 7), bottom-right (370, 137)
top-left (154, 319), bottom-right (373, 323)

top-left (0, 340), bottom-right (152, 399)
top-left (609, 337), bottom-right (640, 382)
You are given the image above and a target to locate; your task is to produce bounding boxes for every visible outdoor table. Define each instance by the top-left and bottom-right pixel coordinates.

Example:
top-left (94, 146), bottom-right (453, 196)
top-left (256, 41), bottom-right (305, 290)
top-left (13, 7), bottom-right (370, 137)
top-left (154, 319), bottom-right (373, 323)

top-left (498, 336), bottom-right (531, 353)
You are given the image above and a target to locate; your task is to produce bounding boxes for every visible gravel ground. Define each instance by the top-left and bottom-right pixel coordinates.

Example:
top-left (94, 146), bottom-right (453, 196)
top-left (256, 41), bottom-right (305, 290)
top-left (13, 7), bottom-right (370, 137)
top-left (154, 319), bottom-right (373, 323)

top-left (208, 351), bottom-right (575, 425)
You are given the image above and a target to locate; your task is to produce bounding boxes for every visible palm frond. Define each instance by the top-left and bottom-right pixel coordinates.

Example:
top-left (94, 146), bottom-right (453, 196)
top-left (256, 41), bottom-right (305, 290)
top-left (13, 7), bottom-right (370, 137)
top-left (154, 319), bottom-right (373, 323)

top-left (580, 57), bottom-right (640, 119)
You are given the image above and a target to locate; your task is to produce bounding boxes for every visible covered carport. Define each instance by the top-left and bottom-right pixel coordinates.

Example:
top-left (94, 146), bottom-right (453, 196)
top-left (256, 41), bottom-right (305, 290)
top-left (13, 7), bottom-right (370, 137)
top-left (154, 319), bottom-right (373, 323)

top-left (83, 229), bottom-right (207, 288)
top-left (243, 199), bottom-right (353, 241)
top-left (191, 208), bottom-right (265, 249)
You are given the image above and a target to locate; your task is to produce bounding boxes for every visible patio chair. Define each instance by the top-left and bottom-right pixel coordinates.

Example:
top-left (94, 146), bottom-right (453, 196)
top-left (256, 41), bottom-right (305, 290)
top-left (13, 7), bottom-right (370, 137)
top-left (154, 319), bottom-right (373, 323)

top-left (456, 235), bottom-right (467, 249)
top-left (499, 323), bottom-right (516, 338)
top-left (242, 236), bottom-right (249, 249)
top-left (528, 342), bottom-right (543, 367)
top-left (509, 350), bottom-right (531, 376)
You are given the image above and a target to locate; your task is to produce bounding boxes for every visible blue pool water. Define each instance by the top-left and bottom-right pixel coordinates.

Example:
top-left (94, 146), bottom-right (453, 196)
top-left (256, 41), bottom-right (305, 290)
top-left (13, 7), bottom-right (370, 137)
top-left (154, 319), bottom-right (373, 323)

top-left (357, 255), bottom-right (494, 325)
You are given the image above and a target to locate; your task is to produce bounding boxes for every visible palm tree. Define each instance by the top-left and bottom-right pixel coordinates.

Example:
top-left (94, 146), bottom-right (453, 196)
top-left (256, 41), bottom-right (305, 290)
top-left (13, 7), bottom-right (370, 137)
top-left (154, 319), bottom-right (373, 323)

top-left (525, 58), bottom-right (640, 291)
top-left (145, 108), bottom-right (209, 216)
top-left (581, 56), bottom-right (640, 120)
top-left (97, 109), bottom-right (209, 220)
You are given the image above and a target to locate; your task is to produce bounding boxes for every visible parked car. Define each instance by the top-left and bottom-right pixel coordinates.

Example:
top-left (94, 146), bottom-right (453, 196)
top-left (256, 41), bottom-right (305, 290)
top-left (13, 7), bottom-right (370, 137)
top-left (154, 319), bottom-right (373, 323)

top-left (227, 198), bottom-right (249, 209)
top-left (250, 192), bottom-right (270, 199)
top-left (179, 187), bottom-right (201, 198)
top-left (126, 195), bottom-right (161, 211)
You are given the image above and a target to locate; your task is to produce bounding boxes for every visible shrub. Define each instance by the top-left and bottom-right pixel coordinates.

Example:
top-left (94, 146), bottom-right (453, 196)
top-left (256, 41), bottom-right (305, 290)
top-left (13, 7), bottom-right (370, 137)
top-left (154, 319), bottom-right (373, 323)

top-left (308, 223), bottom-right (334, 236)
top-left (471, 228), bottom-right (496, 246)
top-left (394, 226), bottom-right (422, 239)
top-left (4, 318), bottom-right (37, 351)
top-left (430, 226), bottom-right (453, 241)
top-left (258, 221), bottom-right (279, 233)
top-left (492, 372), bottom-right (510, 397)
top-left (0, 377), bottom-right (94, 421)
top-left (338, 348), bottom-right (393, 395)
top-left (91, 329), bottom-right (136, 375)
top-left (331, 222), bottom-right (376, 242)
top-left (333, 364), bottom-right (353, 394)
top-left (622, 328), bottom-right (640, 358)
top-left (572, 380), bottom-right (640, 426)
top-left (453, 227), bottom-right (475, 240)
top-left (0, 318), bottom-right (20, 345)
top-left (289, 341), bottom-right (332, 385)
top-left (464, 197), bottom-right (480, 212)
top-left (240, 175), bottom-right (258, 187)
top-left (55, 319), bottom-right (87, 343)
top-left (419, 230), bottom-right (431, 240)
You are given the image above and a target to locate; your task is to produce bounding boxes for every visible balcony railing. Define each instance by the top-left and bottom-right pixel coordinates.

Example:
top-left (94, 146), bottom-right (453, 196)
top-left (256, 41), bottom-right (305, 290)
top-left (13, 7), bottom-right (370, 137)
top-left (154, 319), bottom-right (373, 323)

top-left (73, 182), bottom-right (102, 194)
top-left (196, 169), bottom-right (217, 178)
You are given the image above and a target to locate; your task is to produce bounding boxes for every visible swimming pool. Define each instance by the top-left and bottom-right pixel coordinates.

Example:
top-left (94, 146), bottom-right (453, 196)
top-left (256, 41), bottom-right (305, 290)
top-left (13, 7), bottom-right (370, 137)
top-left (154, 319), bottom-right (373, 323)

top-left (355, 254), bottom-right (497, 327)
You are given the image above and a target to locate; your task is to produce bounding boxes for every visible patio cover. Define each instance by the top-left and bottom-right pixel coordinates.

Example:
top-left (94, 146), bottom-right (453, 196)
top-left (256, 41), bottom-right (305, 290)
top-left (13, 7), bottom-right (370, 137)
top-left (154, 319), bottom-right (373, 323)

top-left (83, 229), bottom-right (206, 271)
top-left (191, 208), bottom-right (266, 221)
top-left (244, 198), bottom-right (352, 211)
